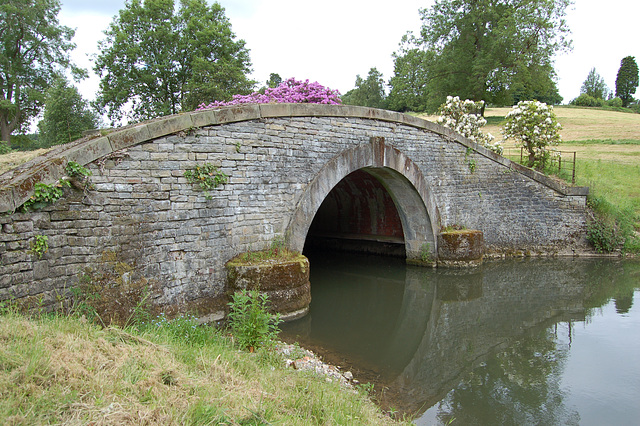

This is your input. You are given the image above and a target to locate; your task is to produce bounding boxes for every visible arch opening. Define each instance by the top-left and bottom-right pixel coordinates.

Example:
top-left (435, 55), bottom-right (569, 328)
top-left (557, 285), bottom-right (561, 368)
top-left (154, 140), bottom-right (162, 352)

top-left (304, 169), bottom-right (406, 257)
top-left (286, 141), bottom-right (440, 263)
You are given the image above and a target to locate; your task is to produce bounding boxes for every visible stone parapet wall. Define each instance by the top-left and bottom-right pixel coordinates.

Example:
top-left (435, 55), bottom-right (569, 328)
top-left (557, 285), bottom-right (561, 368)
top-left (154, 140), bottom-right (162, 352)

top-left (0, 105), bottom-right (589, 318)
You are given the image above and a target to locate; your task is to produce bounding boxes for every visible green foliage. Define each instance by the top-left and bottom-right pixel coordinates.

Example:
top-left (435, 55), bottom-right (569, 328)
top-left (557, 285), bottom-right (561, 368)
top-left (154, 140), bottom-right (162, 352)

top-left (586, 196), bottom-right (626, 253)
top-left (30, 235), bottom-right (49, 258)
top-left (387, 34), bottom-right (433, 112)
top-left (608, 97), bottom-right (624, 108)
top-left (420, 243), bottom-right (433, 262)
top-left (227, 289), bottom-right (281, 350)
top-left (66, 286), bottom-right (101, 324)
top-left (94, 0), bottom-right (255, 124)
top-left (22, 180), bottom-right (69, 210)
top-left (37, 78), bottom-right (98, 146)
top-left (143, 313), bottom-right (214, 346)
top-left (0, 0), bottom-right (80, 144)
top-left (342, 67), bottom-right (387, 109)
top-left (391, 0), bottom-right (571, 111)
top-left (183, 163), bottom-right (228, 199)
top-left (580, 68), bottom-right (609, 101)
top-left (571, 93), bottom-right (605, 107)
top-left (267, 73), bottom-right (282, 88)
top-left (0, 140), bottom-right (13, 154)
top-left (585, 195), bottom-right (639, 254)
top-left (615, 56), bottom-right (639, 107)
top-left (502, 101), bottom-right (562, 169)
top-left (65, 161), bottom-right (92, 178)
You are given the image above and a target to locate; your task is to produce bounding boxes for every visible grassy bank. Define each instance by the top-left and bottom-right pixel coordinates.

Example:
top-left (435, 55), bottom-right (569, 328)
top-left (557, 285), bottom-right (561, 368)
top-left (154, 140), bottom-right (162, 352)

top-left (0, 310), bottom-right (404, 425)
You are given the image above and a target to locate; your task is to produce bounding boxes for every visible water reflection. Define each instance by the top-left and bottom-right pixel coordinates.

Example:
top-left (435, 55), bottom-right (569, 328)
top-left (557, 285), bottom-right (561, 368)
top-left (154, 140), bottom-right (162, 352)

top-left (280, 255), bottom-right (640, 425)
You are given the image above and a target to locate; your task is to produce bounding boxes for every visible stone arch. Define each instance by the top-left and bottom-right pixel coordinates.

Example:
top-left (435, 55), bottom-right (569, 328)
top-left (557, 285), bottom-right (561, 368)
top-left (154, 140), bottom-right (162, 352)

top-left (286, 137), bottom-right (441, 261)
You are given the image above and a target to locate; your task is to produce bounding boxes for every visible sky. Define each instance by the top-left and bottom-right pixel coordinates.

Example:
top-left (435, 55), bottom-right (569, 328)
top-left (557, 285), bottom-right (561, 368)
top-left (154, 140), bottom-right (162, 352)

top-left (57, 0), bottom-right (639, 109)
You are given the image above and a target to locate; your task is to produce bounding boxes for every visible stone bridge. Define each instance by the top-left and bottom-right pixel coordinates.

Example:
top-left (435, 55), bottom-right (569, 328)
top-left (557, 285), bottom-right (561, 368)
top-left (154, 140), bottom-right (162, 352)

top-left (0, 104), bottom-right (588, 320)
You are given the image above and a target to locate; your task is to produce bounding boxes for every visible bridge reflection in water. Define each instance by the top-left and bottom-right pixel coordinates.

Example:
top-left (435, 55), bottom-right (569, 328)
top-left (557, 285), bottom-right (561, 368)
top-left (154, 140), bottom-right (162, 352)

top-left (280, 254), bottom-right (640, 425)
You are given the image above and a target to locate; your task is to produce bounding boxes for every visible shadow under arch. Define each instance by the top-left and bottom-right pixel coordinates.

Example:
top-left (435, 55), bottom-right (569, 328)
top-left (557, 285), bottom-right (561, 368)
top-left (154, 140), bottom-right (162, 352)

top-left (286, 137), bottom-right (441, 262)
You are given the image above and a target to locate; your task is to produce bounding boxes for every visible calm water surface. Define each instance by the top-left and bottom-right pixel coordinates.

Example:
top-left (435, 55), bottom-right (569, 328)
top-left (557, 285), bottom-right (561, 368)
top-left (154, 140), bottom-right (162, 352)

top-left (279, 253), bottom-right (640, 425)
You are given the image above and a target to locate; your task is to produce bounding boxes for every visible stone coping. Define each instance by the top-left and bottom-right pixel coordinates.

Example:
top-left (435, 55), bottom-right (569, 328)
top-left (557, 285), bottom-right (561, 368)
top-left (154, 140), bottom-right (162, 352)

top-left (0, 104), bottom-right (588, 213)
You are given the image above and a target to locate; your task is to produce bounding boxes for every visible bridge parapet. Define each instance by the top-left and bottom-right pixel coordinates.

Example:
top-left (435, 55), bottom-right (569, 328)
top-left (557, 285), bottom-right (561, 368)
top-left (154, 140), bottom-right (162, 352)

top-left (0, 104), bottom-right (586, 213)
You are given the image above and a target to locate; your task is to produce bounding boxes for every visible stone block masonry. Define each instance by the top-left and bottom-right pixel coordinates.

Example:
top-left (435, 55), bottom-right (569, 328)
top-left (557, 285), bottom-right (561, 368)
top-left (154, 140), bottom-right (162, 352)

top-left (0, 104), bottom-right (589, 319)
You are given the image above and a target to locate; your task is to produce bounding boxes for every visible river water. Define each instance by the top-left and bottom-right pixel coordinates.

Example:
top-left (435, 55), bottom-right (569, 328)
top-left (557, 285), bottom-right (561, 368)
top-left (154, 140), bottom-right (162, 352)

top-left (279, 253), bottom-right (640, 425)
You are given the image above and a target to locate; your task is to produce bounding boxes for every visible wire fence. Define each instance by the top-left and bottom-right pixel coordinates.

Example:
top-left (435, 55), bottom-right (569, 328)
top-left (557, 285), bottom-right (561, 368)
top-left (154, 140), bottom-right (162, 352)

top-left (503, 148), bottom-right (577, 184)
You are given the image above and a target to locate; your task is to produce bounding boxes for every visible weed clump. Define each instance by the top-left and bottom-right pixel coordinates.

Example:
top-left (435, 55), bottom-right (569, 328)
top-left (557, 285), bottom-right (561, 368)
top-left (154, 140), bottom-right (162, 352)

top-left (227, 289), bottom-right (282, 351)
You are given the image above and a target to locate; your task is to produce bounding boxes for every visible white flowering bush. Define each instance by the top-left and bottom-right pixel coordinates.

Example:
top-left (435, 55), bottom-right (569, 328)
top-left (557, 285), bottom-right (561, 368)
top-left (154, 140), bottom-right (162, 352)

top-left (502, 101), bottom-right (562, 169)
top-left (437, 96), bottom-right (503, 154)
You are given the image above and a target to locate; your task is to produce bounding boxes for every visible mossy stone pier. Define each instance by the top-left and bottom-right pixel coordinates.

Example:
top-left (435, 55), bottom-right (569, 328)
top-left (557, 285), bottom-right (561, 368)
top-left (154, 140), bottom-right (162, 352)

top-left (0, 104), bottom-right (589, 321)
top-left (437, 230), bottom-right (484, 267)
top-left (226, 254), bottom-right (311, 321)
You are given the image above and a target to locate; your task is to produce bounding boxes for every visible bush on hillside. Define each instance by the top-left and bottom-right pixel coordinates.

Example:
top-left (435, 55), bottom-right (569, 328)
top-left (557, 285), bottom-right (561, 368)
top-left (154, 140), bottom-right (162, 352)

top-left (571, 93), bottom-right (605, 107)
top-left (607, 97), bottom-right (624, 108)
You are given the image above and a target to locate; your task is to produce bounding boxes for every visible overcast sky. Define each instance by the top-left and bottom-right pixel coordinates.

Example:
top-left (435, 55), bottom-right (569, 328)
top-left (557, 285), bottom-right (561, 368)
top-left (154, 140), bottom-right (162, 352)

top-left (58, 0), bottom-right (638, 107)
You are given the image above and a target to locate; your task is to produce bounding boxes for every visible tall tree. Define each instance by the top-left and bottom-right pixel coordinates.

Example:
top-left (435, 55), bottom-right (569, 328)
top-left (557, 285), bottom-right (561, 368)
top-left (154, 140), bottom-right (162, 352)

top-left (0, 0), bottom-right (79, 144)
top-left (580, 68), bottom-right (608, 100)
top-left (615, 56), bottom-right (639, 107)
top-left (392, 0), bottom-right (572, 112)
top-left (37, 78), bottom-right (98, 146)
top-left (94, 0), bottom-right (255, 125)
top-left (342, 67), bottom-right (387, 109)
top-left (267, 73), bottom-right (282, 88)
top-left (387, 34), bottom-right (433, 112)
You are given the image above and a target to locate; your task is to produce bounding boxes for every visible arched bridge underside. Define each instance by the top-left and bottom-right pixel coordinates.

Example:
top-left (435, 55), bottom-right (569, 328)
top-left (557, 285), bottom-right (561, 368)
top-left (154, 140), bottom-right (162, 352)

top-left (0, 104), bottom-right (588, 318)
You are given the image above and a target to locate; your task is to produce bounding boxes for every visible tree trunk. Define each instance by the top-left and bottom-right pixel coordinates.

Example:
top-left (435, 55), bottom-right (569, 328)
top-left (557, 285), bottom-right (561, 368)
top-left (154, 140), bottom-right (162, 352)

top-left (0, 120), bottom-right (11, 144)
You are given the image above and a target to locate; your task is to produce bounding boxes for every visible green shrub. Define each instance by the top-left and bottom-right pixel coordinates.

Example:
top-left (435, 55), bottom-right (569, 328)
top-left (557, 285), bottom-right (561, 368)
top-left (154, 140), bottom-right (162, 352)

top-left (227, 289), bottom-right (281, 350)
top-left (0, 140), bottom-right (13, 154)
top-left (607, 97), bottom-right (624, 108)
top-left (571, 94), bottom-right (605, 107)
top-left (585, 195), bottom-right (635, 253)
top-left (586, 213), bottom-right (624, 253)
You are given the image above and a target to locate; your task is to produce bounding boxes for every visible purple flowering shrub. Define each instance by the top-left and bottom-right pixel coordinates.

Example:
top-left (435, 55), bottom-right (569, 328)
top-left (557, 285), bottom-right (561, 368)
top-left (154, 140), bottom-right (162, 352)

top-left (196, 78), bottom-right (342, 110)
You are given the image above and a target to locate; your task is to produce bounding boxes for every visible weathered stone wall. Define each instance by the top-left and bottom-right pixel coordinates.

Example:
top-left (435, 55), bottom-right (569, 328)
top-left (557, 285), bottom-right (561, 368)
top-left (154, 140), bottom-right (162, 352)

top-left (0, 104), bottom-right (588, 319)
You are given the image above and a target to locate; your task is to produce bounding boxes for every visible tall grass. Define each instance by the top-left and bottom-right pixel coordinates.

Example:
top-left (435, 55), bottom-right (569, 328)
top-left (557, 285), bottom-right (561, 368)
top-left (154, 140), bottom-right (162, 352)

top-left (574, 159), bottom-right (640, 253)
top-left (0, 309), bottom-right (404, 425)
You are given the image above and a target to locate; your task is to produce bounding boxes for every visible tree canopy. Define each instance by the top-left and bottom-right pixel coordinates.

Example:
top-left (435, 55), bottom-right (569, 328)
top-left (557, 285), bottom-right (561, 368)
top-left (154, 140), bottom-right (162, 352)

top-left (580, 68), bottom-right (608, 100)
top-left (386, 34), bottom-right (433, 112)
top-left (615, 56), bottom-right (639, 107)
top-left (37, 78), bottom-right (98, 147)
top-left (389, 0), bottom-right (571, 112)
top-left (341, 67), bottom-right (387, 109)
top-left (0, 0), bottom-right (79, 144)
top-left (94, 0), bottom-right (255, 125)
